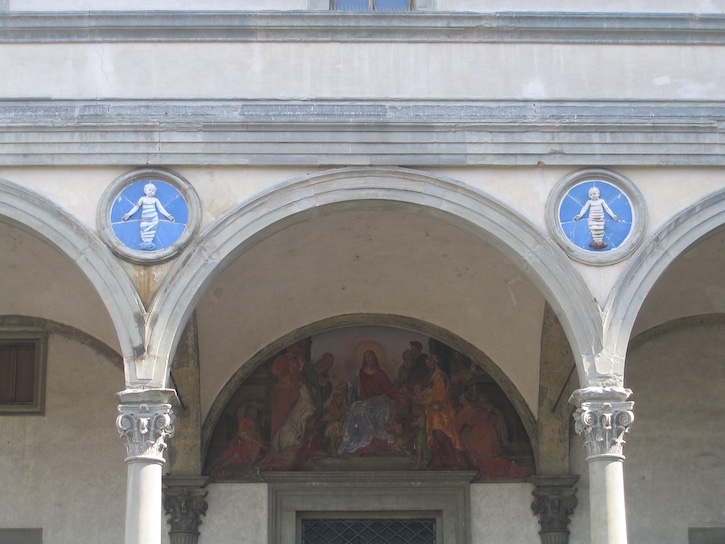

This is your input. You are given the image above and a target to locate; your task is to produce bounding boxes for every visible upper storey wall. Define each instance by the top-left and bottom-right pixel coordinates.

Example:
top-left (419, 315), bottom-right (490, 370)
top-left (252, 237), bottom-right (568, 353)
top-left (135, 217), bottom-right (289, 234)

top-left (2, 10), bottom-right (724, 166)
top-left (2, 10), bottom-right (722, 101)
top-left (2, 43), bottom-right (721, 101)
top-left (4, 0), bottom-right (724, 13)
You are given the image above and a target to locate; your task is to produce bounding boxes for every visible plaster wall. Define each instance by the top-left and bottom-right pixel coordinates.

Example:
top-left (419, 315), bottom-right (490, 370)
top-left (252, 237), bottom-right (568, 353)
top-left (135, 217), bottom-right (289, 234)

top-left (0, 167), bottom-right (312, 233)
top-left (470, 483), bottom-right (541, 543)
top-left (1, 166), bottom-right (722, 310)
top-left (195, 208), bottom-right (546, 419)
top-left (0, 335), bottom-right (126, 544)
top-left (163, 482), bottom-right (541, 544)
top-left (0, 220), bottom-right (119, 352)
top-left (624, 321), bottom-right (725, 543)
top-left (632, 229), bottom-right (725, 336)
top-left (1, 43), bottom-right (721, 101)
top-left (5, 0), bottom-right (724, 13)
top-left (161, 483), bottom-right (268, 544)
top-left (3, 166), bottom-right (722, 240)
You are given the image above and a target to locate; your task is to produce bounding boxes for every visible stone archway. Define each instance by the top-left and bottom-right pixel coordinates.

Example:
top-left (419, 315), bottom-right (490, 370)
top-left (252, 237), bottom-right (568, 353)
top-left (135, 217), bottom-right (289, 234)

top-left (0, 178), bottom-right (145, 376)
top-left (147, 167), bottom-right (600, 391)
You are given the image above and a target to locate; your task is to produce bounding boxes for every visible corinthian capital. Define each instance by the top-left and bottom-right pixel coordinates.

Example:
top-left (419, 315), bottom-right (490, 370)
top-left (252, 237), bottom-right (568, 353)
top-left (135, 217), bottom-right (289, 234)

top-left (117, 389), bottom-right (176, 463)
top-left (570, 387), bottom-right (634, 460)
top-left (530, 475), bottom-right (579, 544)
top-left (163, 476), bottom-right (210, 544)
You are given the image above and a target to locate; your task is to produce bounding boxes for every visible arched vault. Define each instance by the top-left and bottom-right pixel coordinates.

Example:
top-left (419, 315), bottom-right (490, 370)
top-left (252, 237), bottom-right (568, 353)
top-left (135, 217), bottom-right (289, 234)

top-left (0, 178), bottom-right (146, 381)
top-left (146, 167), bottom-right (602, 389)
top-left (604, 188), bottom-right (725, 372)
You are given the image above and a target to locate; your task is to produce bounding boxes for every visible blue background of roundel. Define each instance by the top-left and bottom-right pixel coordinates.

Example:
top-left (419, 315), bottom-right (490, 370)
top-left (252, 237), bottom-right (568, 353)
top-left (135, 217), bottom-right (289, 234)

top-left (110, 180), bottom-right (189, 252)
top-left (558, 180), bottom-right (634, 252)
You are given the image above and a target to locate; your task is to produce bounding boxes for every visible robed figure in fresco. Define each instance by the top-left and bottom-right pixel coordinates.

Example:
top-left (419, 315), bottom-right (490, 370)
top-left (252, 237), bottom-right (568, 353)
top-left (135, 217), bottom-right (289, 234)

top-left (207, 334), bottom-right (534, 480)
top-left (455, 391), bottom-right (527, 479)
top-left (215, 404), bottom-right (266, 477)
top-left (419, 355), bottom-right (468, 469)
top-left (338, 350), bottom-right (401, 454)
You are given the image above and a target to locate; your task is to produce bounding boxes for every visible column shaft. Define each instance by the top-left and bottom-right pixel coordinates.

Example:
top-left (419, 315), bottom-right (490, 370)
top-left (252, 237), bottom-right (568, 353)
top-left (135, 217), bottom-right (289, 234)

top-left (570, 387), bottom-right (634, 544)
top-left (117, 389), bottom-right (176, 544)
top-left (125, 461), bottom-right (164, 544)
top-left (588, 458), bottom-right (627, 544)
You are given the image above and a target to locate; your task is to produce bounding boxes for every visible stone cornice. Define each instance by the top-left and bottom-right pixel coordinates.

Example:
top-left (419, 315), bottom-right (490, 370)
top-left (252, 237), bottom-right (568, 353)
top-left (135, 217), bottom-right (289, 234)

top-left (1, 11), bottom-right (725, 45)
top-left (1, 99), bottom-right (724, 166)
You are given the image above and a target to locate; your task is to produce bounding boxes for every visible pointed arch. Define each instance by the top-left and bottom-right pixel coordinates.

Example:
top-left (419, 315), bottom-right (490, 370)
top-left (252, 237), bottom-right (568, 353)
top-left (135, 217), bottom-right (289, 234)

top-left (0, 178), bottom-right (146, 376)
top-left (604, 188), bottom-right (725, 365)
top-left (147, 167), bottom-right (601, 388)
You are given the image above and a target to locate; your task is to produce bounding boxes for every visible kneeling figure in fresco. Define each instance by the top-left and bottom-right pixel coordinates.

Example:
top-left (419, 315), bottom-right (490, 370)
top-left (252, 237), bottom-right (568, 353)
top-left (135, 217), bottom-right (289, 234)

top-left (215, 404), bottom-right (266, 478)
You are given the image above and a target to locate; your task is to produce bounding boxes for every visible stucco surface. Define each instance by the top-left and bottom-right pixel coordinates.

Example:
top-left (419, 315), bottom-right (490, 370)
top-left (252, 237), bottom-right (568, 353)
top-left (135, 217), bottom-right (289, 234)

top-left (196, 208), bottom-right (545, 420)
top-left (171, 484), bottom-right (267, 544)
top-left (1, 43), bottom-right (722, 101)
top-left (625, 321), bottom-right (725, 543)
top-left (0, 220), bottom-right (119, 352)
top-left (470, 483), bottom-right (541, 543)
top-left (6, 0), bottom-right (724, 12)
top-left (632, 229), bottom-right (725, 336)
top-left (0, 335), bottom-right (125, 543)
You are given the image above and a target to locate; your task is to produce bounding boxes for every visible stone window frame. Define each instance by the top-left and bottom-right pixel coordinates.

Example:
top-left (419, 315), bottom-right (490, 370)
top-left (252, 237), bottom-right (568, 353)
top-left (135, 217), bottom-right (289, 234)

top-left (266, 471), bottom-right (475, 544)
top-left (0, 330), bottom-right (48, 415)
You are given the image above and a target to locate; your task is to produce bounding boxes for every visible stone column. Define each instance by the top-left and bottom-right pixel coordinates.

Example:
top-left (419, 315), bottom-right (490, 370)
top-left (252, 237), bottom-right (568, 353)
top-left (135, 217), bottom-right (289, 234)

top-left (570, 387), bottom-right (634, 544)
top-left (117, 389), bottom-right (176, 544)
top-left (531, 475), bottom-right (579, 544)
top-left (163, 476), bottom-right (209, 544)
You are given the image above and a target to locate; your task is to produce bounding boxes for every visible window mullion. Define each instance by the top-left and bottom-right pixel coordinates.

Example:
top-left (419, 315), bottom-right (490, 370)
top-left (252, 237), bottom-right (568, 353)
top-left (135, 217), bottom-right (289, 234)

top-left (9, 347), bottom-right (18, 402)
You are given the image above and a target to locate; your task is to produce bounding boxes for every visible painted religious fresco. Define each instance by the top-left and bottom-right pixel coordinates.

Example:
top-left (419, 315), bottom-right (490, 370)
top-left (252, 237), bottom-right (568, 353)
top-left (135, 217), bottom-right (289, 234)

top-left (205, 327), bottom-right (534, 481)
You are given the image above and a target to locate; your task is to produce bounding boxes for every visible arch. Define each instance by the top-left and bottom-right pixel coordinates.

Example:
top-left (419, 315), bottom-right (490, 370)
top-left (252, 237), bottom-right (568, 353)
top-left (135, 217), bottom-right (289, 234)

top-left (148, 167), bottom-right (601, 388)
top-left (199, 313), bottom-right (540, 471)
top-left (0, 314), bottom-right (123, 369)
top-left (0, 178), bottom-right (145, 379)
top-left (604, 188), bottom-right (725, 367)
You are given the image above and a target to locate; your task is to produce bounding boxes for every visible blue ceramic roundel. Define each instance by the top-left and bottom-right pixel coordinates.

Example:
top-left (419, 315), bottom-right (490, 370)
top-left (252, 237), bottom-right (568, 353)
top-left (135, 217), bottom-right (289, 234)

top-left (558, 180), bottom-right (633, 252)
top-left (110, 179), bottom-right (189, 252)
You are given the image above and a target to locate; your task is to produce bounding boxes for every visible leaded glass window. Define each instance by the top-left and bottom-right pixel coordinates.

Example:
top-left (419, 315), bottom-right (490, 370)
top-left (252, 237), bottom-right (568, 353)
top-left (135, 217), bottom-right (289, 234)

top-left (302, 519), bottom-right (436, 544)
top-left (332, 0), bottom-right (412, 11)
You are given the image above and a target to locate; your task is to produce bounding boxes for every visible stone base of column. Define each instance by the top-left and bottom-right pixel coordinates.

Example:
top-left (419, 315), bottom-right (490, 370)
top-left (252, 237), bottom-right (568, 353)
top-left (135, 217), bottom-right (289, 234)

top-left (540, 532), bottom-right (573, 544)
top-left (167, 532), bottom-right (201, 544)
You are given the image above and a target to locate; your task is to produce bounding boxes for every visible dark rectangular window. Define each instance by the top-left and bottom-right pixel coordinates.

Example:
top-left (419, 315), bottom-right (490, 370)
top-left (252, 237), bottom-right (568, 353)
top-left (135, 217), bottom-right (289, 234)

top-left (0, 344), bottom-right (36, 403)
top-left (0, 333), bottom-right (47, 414)
top-left (332, 0), bottom-right (412, 11)
top-left (0, 529), bottom-right (43, 544)
top-left (690, 528), bottom-right (725, 544)
top-left (302, 519), bottom-right (435, 544)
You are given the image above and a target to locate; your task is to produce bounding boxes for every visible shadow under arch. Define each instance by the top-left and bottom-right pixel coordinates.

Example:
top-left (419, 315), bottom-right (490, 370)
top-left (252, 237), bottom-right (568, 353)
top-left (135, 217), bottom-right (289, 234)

top-left (0, 178), bottom-right (145, 376)
top-left (604, 188), bottom-right (725, 367)
top-left (0, 314), bottom-right (123, 369)
top-left (150, 167), bottom-right (601, 390)
top-left (200, 313), bottom-right (540, 472)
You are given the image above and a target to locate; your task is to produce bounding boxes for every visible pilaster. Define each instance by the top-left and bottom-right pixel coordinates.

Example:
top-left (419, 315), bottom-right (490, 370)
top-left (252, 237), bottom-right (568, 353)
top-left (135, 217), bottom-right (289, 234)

top-left (163, 476), bottom-right (209, 544)
top-left (531, 475), bottom-right (579, 544)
